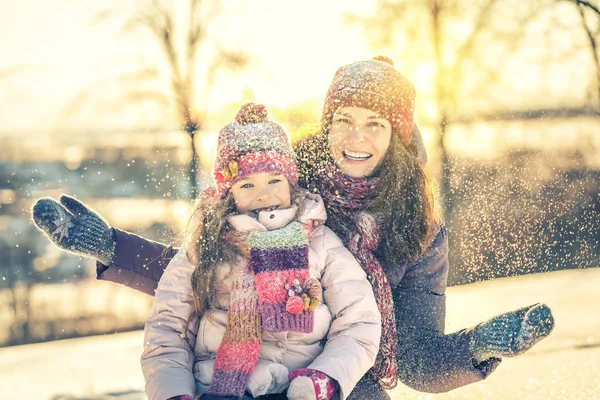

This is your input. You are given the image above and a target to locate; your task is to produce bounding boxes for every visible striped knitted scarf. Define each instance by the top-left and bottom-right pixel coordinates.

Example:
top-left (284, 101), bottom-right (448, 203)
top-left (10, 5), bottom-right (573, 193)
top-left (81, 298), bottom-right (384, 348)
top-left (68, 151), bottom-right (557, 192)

top-left (313, 162), bottom-right (399, 389)
top-left (207, 220), bottom-right (315, 397)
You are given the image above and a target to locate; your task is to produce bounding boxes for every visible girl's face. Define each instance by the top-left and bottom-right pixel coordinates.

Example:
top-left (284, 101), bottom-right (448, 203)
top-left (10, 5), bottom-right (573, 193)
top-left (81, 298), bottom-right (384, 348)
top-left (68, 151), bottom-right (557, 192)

top-left (230, 172), bottom-right (292, 213)
top-left (328, 106), bottom-right (393, 178)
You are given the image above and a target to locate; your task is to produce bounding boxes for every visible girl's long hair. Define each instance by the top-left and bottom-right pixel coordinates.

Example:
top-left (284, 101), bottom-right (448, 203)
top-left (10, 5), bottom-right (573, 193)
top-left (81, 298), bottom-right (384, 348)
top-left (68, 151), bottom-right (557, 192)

top-left (293, 125), bottom-right (439, 265)
top-left (184, 185), bottom-right (310, 319)
top-left (186, 191), bottom-right (237, 318)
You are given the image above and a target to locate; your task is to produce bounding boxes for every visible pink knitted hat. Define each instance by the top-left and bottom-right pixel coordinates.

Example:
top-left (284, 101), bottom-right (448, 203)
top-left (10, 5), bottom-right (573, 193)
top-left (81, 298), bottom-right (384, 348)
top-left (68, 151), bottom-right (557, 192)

top-left (213, 103), bottom-right (298, 197)
top-left (321, 56), bottom-right (416, 144)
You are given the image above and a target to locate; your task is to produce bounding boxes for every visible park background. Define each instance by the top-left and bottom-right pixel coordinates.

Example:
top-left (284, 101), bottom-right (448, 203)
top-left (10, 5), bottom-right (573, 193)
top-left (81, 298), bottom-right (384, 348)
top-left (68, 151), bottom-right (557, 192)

top-left (0, 0), bottom-right (599, 398)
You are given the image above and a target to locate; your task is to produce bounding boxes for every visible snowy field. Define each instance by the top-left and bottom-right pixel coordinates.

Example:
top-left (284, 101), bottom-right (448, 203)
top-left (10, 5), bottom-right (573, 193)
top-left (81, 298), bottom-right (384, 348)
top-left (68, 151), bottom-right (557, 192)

top-left (1, 267), bottom-right (598, 400)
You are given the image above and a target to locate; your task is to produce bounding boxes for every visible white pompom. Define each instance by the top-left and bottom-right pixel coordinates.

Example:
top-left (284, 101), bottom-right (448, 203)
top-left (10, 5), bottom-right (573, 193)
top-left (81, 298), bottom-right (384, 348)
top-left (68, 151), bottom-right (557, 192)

top-left (287, 376), bottom-right (316, 400)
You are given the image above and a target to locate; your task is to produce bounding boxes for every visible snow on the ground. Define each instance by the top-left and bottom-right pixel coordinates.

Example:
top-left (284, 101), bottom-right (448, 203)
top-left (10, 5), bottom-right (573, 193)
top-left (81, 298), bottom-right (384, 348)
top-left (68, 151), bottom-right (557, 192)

top-left (1, 268), bottom-right (599, 400)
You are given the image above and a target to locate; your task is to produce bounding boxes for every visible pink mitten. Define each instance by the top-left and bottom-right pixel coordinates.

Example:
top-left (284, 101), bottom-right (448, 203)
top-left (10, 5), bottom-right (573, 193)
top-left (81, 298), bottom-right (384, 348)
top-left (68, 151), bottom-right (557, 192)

top-left (287, 368), bottom-right (337, 400)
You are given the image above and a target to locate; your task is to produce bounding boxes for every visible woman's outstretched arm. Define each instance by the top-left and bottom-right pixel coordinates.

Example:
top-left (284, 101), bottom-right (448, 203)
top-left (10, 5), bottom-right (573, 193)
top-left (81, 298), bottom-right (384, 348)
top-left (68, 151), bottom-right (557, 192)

top-left (390, 226), bottom-right (500, 393)
top-left (33, 194), bottom-right (177, 296)
top-left (391, 226), bottom-right (553, 393)
top-left (96, 228), bottom-right (177, 295)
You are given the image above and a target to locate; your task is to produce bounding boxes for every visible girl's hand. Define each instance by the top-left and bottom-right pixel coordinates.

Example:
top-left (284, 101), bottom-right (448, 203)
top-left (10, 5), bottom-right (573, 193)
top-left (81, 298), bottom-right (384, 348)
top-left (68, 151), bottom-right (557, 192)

top-left (287, 368), bottom-right (337, 400)
top-left (469, 303), bottom-right (555, 363)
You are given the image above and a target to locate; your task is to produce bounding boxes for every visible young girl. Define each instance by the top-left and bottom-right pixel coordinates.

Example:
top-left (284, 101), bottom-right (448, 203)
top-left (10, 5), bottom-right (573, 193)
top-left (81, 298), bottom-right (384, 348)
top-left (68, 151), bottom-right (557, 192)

top-left (141, 103), bottom-right (381, 400)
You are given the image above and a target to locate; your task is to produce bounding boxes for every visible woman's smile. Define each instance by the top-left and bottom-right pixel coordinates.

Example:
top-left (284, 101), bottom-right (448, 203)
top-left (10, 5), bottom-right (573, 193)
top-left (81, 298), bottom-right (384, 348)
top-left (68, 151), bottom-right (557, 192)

top-left (328, 107), bottom-right (393, 178)
top-left (342, 150), bottom-right (374, 161)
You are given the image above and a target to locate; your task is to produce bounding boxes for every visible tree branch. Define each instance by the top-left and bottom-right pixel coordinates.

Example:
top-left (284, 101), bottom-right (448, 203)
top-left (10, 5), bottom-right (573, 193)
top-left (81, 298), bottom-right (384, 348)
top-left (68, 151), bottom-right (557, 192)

top-left (576, 1), bottom-right (600, 101)
top-left (565, 0), bottom-right (600, 15)
top-left (452, 0), bottom-right (498, 73)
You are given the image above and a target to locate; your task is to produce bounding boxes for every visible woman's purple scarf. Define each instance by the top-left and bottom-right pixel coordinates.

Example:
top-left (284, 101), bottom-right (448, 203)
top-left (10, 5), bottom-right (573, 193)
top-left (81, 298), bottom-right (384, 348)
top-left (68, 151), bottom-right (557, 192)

top-left (314, 162), bottom-right (399, 389)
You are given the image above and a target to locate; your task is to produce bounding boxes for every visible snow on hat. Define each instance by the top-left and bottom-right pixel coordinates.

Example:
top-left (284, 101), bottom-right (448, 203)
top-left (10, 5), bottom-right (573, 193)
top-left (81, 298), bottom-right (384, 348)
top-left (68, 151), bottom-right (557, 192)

top-left (213, 103), bottom-right (298, 197)
top-left (321, 56), bottom-right (416, 144)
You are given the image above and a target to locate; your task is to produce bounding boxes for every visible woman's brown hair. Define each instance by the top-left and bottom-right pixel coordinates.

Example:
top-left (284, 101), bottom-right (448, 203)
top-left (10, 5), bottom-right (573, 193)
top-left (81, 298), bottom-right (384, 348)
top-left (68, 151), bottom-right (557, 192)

top-left (370, 130), bottom-right (438, 265)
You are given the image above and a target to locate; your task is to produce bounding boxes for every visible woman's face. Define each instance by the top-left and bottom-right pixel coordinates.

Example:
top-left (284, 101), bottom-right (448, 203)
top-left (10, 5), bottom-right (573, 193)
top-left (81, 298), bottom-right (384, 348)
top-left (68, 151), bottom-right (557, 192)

top-left (328, 106), bottom-right (393, 178)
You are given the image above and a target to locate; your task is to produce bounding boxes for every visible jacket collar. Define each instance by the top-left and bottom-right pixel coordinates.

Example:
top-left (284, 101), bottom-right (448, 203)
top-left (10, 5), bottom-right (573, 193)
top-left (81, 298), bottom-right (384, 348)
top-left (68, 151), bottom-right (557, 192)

top-left (228, 191), bottom-right (327, 233)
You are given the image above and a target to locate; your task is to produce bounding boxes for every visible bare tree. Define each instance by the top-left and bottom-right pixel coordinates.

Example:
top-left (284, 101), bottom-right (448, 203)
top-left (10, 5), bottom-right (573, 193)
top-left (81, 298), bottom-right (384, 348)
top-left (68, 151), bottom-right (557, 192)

top-left (563, 0), bottom-right (600, 104)
top-left (87, 0), bottom-right (249, 199)
top-left (349, 0), bottom-right (548, 216)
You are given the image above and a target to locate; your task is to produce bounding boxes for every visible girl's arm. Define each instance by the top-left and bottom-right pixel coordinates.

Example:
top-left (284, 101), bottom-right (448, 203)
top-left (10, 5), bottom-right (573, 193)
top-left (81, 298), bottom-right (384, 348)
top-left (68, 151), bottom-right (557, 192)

top-left (305, 226), bottom-right (382, 400)
top-left (141, 249), bottom-right (198, 400)
top-left (392, 226), bottom-right (501, 393)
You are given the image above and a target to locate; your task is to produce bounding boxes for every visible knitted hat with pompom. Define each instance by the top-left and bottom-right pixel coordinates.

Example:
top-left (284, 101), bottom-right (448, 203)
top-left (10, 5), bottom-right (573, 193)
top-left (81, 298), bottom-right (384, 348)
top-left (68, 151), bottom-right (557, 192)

top-left (322, 56), bottom-right (416, 145)
top-left (213, 103), bottom-right (298, 197)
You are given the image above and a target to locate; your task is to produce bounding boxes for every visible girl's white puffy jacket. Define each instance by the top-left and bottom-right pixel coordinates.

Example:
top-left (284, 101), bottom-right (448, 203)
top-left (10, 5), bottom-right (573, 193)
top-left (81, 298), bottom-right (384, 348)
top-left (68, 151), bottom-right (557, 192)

top-left (141, 194), bottom-right (381, 400)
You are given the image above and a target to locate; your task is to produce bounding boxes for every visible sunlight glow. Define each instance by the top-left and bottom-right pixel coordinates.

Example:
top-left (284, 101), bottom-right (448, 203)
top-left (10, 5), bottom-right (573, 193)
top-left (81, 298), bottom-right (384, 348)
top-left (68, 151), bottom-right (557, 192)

top-left (413, 61), bottom-right (436, 93)
top-left (198, 131), bottom-right (218, 169)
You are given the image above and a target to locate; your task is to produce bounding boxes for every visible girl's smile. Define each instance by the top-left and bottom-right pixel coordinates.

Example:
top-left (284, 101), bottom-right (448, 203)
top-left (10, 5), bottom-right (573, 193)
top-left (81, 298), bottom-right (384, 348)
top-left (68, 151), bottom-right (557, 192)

top-left (252, 205), bottom-right (281, 213)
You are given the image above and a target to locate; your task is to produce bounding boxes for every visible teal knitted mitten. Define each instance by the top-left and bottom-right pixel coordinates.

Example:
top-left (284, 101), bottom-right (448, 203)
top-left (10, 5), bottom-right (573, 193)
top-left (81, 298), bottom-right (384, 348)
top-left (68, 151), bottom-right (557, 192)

top-left (32, 194), bottom-right (116, 266)
top-left (470, 303), bottom-right (555, 363)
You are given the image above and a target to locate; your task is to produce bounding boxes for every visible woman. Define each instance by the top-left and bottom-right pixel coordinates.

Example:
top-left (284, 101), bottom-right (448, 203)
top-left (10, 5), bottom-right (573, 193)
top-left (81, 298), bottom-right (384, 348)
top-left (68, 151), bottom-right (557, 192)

top-left (33, 56), bottom-right (554, 399)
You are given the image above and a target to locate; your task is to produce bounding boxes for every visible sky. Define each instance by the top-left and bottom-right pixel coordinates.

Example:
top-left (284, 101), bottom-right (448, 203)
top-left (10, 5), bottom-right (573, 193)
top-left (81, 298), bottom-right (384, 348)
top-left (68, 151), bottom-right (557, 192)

top-left (0, 0), bottom-right (378, 132)
top-left (0, 0), bottom-right (595, 161)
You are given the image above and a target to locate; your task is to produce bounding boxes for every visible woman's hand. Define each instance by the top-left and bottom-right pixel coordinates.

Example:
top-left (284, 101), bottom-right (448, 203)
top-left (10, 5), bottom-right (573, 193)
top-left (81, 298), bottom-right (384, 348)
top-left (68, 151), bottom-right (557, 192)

top-left (32, 194), bottom-right (116, 266)
top-left (469, 303), bottom-right (555, 364)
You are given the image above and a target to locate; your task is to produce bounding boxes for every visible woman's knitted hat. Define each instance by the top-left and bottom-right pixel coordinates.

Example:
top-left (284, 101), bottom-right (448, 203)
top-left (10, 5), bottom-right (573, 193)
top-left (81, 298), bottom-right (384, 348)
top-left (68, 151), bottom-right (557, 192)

top-left (321, 56), bottom-right (416, 145)
top-left (213, 103), bottom-right (298, 197)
